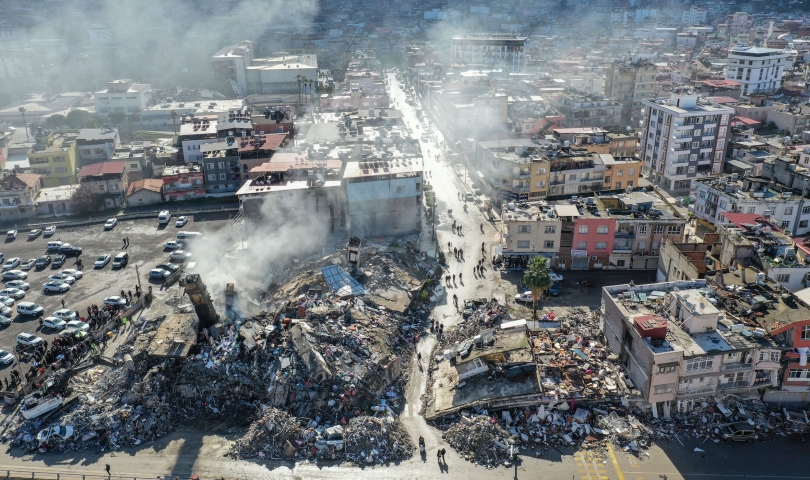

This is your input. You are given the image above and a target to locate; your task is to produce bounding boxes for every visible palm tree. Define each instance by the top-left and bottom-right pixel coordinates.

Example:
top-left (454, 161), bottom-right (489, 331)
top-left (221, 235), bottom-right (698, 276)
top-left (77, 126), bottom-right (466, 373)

top-left (523, 256), bottom-right (552, 320)
top-left (18, 107), bottom-right (29, 141)
top-left (170, 110), bottom-right (178, 135)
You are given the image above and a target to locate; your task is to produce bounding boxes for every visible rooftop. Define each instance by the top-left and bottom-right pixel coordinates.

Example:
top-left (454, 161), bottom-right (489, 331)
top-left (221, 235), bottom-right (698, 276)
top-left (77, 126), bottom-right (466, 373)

top-left (76, 128), bottom-right (118, 142)
top-left (126, 179), bottom-right (163, 196)
top-left (343, 157), bottom-right (423, 179)
top-left (77, 161), bottom-right (126, 177)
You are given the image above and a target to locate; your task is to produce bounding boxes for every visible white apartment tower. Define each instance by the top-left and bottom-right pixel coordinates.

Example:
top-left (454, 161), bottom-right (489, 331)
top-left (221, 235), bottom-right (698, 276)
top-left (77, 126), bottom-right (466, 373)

top-left (640, 94), bottom-right (734, 193)
top-left (451, 34), bottom-right (526, 71)
top-left (726, 46), bottom-right (790, 97)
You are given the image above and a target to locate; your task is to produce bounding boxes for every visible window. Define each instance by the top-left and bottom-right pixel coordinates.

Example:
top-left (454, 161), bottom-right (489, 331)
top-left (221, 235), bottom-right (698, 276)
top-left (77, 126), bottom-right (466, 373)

top-left (604, 176), bottom-right (611, 184)
top-left (219, 173), bottom-right (226, 180)
top-left (415, 183), bottom-right (421, 191)
top-left (578, 225), bottom-right (589, 234)
top-left (685, 357), bottom-right (714, 373)
top-left (544, 225), bottom-right (556, 234)
top-left (517, 240), bottom-right (530, 249)
top-left (595, 241), bottom-right (607, 249)
top-left (537, 168), bottom-right (547, 175)
top-left (207, 163), bottom-right (214, 170)
top-left (777, 273), bottom-right (791, 283)
top-left (396, 185), bottom-right (406, 193)
top-left (577, 242), bottom-right (587, 249)
top-left (787, 369), bottom-right (810, 380)
top-left (667, 225), bottom-right (682, 235)
top-left (785, 207), bottom-right (794, 216)
top-left (597, 225), bottom-right (609, 234)
top-left (110, 184), bottom-right (118, 191)
top-left (653, 385), bottom-right (674, 394)
top-left (802, 325), bottom-right (810, 340)
top-left (544, 240), bottom-right (555, 249)
top-left (55, 167), bottom-right (67, 173)
top-left (616, 169), bottom-right (623, 177)
top-left (637, 241), bottom-right (646, 250)
top-left (628, 168), bottom-right (635, 175)
top-left (616, 259), bottom-right (626, 267)
top-left (801, 220), bottom-right (809, 229)
top-left (207, 174), bottom-right (216, 181)
top-left (657, 365), bottom-right (677, 374)
top-left (653, 225), bottom-right (665, 235)
top-left (517, 225), bottom-right (531, 234)
top-left (637, 224), bottom-right (647, 234)
top-left (781, 221), bottom-right (790, 229)
top-left (218, 162), bottom-right (225, 169)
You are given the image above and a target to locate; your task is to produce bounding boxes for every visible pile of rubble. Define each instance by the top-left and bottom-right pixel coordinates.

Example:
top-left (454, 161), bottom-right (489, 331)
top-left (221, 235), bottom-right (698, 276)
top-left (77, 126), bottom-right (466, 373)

top-left (441, 414), bottom-right (514, 467)
top-left (343, 415), bottom-right (413, 465)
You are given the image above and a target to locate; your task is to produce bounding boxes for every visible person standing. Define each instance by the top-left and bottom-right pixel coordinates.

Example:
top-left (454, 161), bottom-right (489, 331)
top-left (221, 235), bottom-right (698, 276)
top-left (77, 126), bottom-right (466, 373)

top-left (105, 464), bottom-right (110, 475)
top-left (440, 448), bottom-right (446, 461)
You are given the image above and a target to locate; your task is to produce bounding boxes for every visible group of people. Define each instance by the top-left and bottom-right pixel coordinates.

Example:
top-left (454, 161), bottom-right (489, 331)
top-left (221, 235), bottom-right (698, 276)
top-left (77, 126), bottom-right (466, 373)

top-left (429, 318), bottom-right (444, 339)
top-left (4, 333), bottom-right (96, 390)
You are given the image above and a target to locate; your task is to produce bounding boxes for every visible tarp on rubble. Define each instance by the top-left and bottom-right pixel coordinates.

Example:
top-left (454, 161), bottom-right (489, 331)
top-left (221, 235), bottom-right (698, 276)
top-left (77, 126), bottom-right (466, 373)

top-left (321, 265), bottom-right (367, 296)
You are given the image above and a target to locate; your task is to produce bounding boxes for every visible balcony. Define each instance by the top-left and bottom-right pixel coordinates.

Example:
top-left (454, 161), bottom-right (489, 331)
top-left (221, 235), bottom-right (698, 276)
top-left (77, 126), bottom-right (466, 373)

top-left (718, 380), bottom-right (751, 391)
top-left (515, 173), bottom-right (531, 179)
top-left (721, 362), bottom-right (753, 372)
top-left (614, 231), bottom-right (635, 238)
top-left (677, 386), bottom-right (715, 396)
top-left (674, 123), bottom-right (694, 131)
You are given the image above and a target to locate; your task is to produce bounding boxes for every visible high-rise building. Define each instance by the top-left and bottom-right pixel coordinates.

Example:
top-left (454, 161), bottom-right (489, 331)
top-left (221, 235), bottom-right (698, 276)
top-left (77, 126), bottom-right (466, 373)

top-left (725, 46), bottom-right (790, 97)
top-left (640, 94), bottom-right (734, 193)
top-left (604, 58), bottom-right (657, 126)
top-left (211, 41), bottom-right (254, 98)
top-left (450, 34), bottom-right (526, 71)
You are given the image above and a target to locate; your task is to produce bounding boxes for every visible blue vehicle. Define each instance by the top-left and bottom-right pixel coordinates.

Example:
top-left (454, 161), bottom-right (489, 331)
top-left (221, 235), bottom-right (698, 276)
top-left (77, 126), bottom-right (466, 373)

top-left (549, 282), bottom-right (560, 296)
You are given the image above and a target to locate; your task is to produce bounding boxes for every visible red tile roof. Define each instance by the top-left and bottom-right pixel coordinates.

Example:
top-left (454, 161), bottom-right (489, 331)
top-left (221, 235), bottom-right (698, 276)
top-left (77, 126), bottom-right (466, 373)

top-left (126, 178), bottom-right (163, 196)
top-left (77, 161), bottom-right (127, 177)
top-left (721, 212), bottom-right (781, 232)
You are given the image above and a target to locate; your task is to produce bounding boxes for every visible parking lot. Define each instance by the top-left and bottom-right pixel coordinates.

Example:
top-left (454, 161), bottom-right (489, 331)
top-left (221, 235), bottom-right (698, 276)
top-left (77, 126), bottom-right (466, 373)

top-left (0, 212), bottom-right (236, 383)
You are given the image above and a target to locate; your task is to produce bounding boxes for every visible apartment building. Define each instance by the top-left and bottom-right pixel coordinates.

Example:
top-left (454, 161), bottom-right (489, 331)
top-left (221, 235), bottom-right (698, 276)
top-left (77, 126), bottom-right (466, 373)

top-left (602, 279), bottom-right (783, 416)
top-left (94, 79), bottom-right (152, 114)
top-left (450, 34), bottom-right (526, 71)
top-left (178, 117), bottom-right (218, 163)
top-left (681, 6), bottom-right (707, 25)
top-left (75, 128), bottom-right (120, 167)
top-left (0, 173), bottom-right (41, 222)
top-left (211, 41), bottom-right (254, 97)
top-left (640, 94), bottom-right (734, 193)
top-left (604, 58), bottom-right (657, 126)
top-left (76, 162), bottom-right (128, 209)
top-left (162, 164), bottom-right (205, 201)
top-left (728, 12), bottom-right (754, 35)
top-left (726, 46), bottom-right (790, 97)
top-left (477, 142), bottom-right (550, 202)
top-left (499, 203), bottom-right (562, 269)
top-left (28, 130), bottom-right (78, 187)
top-left (767, 105), bottom-right (810, 136)
top-left (547, 150), bottom-right (606, 197)
top-left (200, 143), bottom-right (241, 193)
top-left (556, 95), bottom-right (622, 128)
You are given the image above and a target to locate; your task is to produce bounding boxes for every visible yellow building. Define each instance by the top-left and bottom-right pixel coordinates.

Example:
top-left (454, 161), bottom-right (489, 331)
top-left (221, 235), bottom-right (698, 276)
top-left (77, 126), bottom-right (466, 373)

top-left (28, 132), bottom-right (78, 187)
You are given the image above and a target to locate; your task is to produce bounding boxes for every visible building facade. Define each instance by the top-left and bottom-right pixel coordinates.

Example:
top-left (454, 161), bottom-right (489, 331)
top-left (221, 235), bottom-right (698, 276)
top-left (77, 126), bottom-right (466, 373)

top-left (75, 128), bottom-right (120, 167)
top-left (28, 131), bottom-right (78, 187)
top-left (94, 79), bottom-right (152, 114)
top-left (450, 34), bottom-right (526, 71)
top-left (0, 173), bottom-right (40, 221)
top-left (77, 161), bottom-right (128, 209)
top-left (726, 46), bottom-right (790, 97)
top-left (604, 59), bottom-right (657, 126)
top-left (162, 164), bottom-right (205, 201)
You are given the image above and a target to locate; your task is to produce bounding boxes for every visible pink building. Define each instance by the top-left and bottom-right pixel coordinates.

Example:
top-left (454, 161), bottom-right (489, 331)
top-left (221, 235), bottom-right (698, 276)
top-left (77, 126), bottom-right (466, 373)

top-left (571, 217), bottom-right (616, 269)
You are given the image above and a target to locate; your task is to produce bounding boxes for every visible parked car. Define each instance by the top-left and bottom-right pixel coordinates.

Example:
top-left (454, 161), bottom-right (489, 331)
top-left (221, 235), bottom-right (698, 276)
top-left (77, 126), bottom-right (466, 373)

top-left (94, 254), bottom-right (111, 268)
top-left (514, 291), bottom-right (535, 303)
top-left (175, 216), bottom-right (188, 227)
top-left (0, 305), bottom-right (11, 317)
top-left (6, 230), bottom-right (17, 240)
top-left (43, 281), bottom-right (70, 293)
top-left (16, 302), bottom-right (44, 317)
top-left (104, 296), bottom-right (128, 306)
top-left (16, 332), bottom-right (43, 347)
top-left (35, 255), bottom-right (52, 269)
top-left (43, 226), bottom-right (56, 237)
top-left (0, 296), bottom-right (14, 307)
top-left (52, 309), bottom-right (78, 321)
top-left (0, 316), bottom-right (11, 327)
top-left (59, 269), bottom-right (83, 279)
top-left (20, 259), bottom-right (36, 270)
top-left (169, 250), bottom-right (192, 263)
top-left (112, 252), bottom-right (128, 268)
top-left (2, 269), bottom-right (27, 280)
top-left (37, 426), bottom-right (73, 444)
top-left (52, 255), bottom-right (66, 268)
top-left (48, 273), bottom-right (75, 285)
top-left (721, 422), bottom-right (756, 443)
top-left (0, 288), bottom-right (25, 300)
top-left (43, 317), bottom-right (67, 330)
top-left (156, 263), bottom-right (179, 273)
top-left (4, 280), bottom-right (29, 291)
top-left (46, 241), bottom-right (63, 251)
top-left (58, 245), bottom-right (82, 256)
top-left (549, 272), bottom-right (564, 282)
top-left (104, 218), bottom-right (118, 230)
top-left (2, 257), bottom-right (20, 271)
top-left (149, 268), bottom-right (171, 280)
top-left (0, 349), bottom-right (13, 364)
top-left (549, 282), bottom-right (561, 296)
top-left (27, 229), bottom-right (42, 239)
top-left (64, 320), bottom-right (90, 333)
top-left (163, 241), bottom-right (185, 250)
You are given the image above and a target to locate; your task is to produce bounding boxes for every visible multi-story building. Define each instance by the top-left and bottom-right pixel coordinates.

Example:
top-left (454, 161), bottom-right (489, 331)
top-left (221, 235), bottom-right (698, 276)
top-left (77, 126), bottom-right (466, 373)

top-left (0, 172), bottom-right (41, 221)
top-left (200, 143), bottom-right (241, 194)
top-left (28, 130), bottom-right (78, 187)
top-left (766, 105), bottom-right (810, 136)
top-left (726, 46), bottom-right (790, 97)
top-left (245, 61), bottom-right (317, 96)
top-left (602, 279), bottom-right (783, 416)
top-left (681, 6), bottom-right (708, 25)
top-left (640, 94), bottom-right (734, 193)
top-left (178, 117), bottom-right (218, 163)
top-left (477, 142), bottom-right (550, 202)
top-left (728, 12), bottom-right (754, 35)
top-left (547, 150), bottom-right (607, 197)
top-left (556, 95), bottom-right (622, 128)
top-left (75, 128), bottom-right (120, 167)
top-left (499, 204), bottom-right (562, 269)
top-left (604, 58), bottom-right (657, 126)
top-left (211, 41), bottom-right (254, 97)
top-left (94, 79), bottom-right (152, 114)
top-left (77, 161), bottom-right (128, 209)
top-left (162, 164), bottom-right (205, 201)
top-left (450, 34), bottom-right (526, 71)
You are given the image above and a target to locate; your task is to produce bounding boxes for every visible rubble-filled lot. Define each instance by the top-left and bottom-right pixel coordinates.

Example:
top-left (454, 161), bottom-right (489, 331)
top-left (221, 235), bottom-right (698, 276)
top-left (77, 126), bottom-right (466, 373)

top-left (7, 237), bottom-right (436, 467)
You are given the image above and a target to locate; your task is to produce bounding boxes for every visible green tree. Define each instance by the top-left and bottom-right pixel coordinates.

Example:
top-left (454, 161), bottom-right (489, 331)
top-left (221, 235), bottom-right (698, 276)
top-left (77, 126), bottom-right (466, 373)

top-left (71, 185), bottom-right (104, 214)
top-left (108, 111), bottom-right (126, 126)
top-left (523, 256), bottom-right (552, 320)
top-left (65, 110), bottom-right (91, 128)
top-left (44, 114), bottom-right (65, 129)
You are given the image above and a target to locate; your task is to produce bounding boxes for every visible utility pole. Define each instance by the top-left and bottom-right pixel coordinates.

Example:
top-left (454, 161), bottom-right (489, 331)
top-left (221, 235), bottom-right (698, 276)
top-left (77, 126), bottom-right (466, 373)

top-left (134, 264), bottom-right (142, 291)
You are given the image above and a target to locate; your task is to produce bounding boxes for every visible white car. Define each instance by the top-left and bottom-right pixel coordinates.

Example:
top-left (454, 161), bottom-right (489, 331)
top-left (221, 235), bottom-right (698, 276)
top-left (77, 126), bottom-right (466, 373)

top-left (549, 272), bottom-right (564, 282)
top-left (64, 320), bottom-right (89, 333)
top-left (6, 230), bottom-right (17, 240)
top-left (515, 291), bottom-right (535, 303)
top-left (169, 250), bottom-right (192, 263)
top-left (175, 216), bottom-right (189, 227)
top-left (163, 241), bottom-right (185, 250)
top-left (20, 259), bottom-right (36, 270)
top-left (4, 280), bottom-right (29, 290)
top-left (0, 349), bottom-right (13, 364)
top-left (2, 257), bottom-right (20, 271)
top-left (17, 332), bottom-right (43, 347)
top-left (52, 309), bottom-right (78, 321)
top-left (48, 273), bottom-right (75, 284)
top-left (0, 288), bottom-right (25, 300)
top-left (94, 254), bottom-right (111, 268)
top-left (0, 316), bottom-right (11, 327)
top-left (43, 317), bottom-right (67, 330)
top-left (43, 281), bottom-right (70, 293)
top-left (149, 268), bottom-right (171, 280)
top-left (2, 269), bottom-right (27, 280)
top-left (0, 296), bottom-right (14, 307)
top-left (104, 296), bottom-right (128, 306)
top-left (0, 305), bottom-right (11, 317)
top-left (43, 226), bottom-right (57, 236)
top-left (104, 218), bottom-right (118, 230)
top-left (36, 426), bottom-right (74, 444)
top-left (59, 269), bottom-right (83, 279)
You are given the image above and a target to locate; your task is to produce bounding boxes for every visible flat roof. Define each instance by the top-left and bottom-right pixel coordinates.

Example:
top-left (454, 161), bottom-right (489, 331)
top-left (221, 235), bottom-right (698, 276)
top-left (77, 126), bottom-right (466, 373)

top-left (343, 158), bottom-right (423, 179)
top-left (554, 204), bottom-right (580, 217)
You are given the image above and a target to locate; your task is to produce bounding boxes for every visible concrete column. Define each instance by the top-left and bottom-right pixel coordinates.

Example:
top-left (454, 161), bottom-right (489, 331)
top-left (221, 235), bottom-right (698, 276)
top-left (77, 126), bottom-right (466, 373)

top-left (663, 401), bottom-right (672, 420)
top-left (651, 401), bottom-right (659, 419)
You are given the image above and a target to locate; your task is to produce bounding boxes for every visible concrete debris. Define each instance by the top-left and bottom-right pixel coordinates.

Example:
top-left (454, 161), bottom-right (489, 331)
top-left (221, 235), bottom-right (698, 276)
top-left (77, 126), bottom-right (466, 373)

top-left (442, 414), bottom-right (514, 467)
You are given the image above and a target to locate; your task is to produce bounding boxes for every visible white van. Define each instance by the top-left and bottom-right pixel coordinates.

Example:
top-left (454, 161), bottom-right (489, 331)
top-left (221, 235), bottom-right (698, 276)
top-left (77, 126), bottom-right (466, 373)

top-left (158, 210), bottom-right (171, 225)
top-left (46, 241), bottom-right (64, 251)
top-left (17, 301), bottom-right (44, 317)
top-left (176, 231), bottom-right (202, 241)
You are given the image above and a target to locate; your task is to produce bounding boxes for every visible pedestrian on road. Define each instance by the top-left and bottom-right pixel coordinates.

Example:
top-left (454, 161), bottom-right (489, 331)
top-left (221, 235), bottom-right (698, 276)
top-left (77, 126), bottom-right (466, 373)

top-left (452, 274), bottom-right (456, 283)
top-left (441, 448), bottom-right (446, 461)
top-left (459, 273), bottom-right (462, 283)
top-left (453, 247), bottom-right (457, 258)
top-left (122, 238), bottom-right (126, 248)
top-left (105, 464), bottom-right (110, 475)
top-left (126, 237), bottom-right (130, 246)
top-left (458, 225), bottom-right (462, 235)
top-left (61, 299), bottom-right (65, 308)
top-left (438, 449), bottom-right (442, 462)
